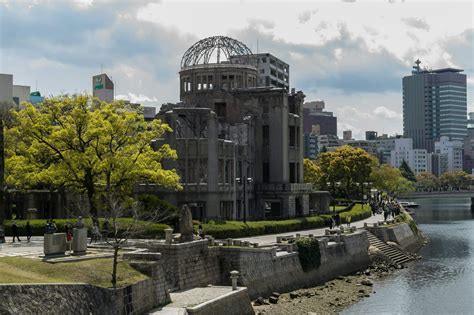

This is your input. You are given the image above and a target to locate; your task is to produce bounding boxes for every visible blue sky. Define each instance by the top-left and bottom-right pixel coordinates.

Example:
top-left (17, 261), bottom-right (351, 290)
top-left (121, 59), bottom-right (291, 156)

top-left (1, 0), bottom-right (473, 139)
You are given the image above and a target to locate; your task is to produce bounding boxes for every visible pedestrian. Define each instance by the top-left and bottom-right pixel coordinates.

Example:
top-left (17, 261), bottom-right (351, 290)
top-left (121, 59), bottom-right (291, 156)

top-left (25, 221), bottom-right (32, 242)
top-left (346, 215), bottom-right (351, 227)
top-left (102, 219), bottom-right (110, 241)
top-left (335, 213), bottom-right (341, 227)
top-left (198, 224), bottom-right (204, 238)
top-left (12, 221), bottom-right (21, 242)
top-left (90, 222), bottom-right (101, 244)
top-left (66, 222), bottom-right (73, 254)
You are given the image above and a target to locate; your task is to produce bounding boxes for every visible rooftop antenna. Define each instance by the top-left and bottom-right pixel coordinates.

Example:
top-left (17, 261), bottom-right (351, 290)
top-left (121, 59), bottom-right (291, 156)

top-left (413, 59), bottom-right (421, 73)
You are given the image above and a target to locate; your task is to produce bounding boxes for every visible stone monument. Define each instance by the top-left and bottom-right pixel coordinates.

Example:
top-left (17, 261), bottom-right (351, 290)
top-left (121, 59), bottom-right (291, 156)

top-left (179, 205), bottom-right (194, 242)
top-left (72, 216), bottom-right (88, 255)
top-left (44, 233), bottom-right (67, 256)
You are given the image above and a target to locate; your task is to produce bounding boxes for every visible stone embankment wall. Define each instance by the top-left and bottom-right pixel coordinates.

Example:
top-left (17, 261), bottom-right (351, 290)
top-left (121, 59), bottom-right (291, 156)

top-left (186, 287), bottom-right (254, 315)
top-left (367, 222), bottom-right (422, 251)
top-left (129, 239), bottom-right (221, 291)
top-left (0, 278), bottom-right (170, 315)
top-left (219, 231), bottom-right (370, 299)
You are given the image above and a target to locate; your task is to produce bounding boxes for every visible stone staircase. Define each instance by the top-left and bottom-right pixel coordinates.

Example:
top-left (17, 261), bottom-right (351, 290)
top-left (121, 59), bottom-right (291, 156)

top-left (364, 230), bottom-right (412, 265)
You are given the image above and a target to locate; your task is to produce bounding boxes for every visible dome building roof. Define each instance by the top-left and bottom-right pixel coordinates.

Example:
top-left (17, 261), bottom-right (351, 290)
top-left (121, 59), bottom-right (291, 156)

top-left (180, 36), bottom-right (253, 69)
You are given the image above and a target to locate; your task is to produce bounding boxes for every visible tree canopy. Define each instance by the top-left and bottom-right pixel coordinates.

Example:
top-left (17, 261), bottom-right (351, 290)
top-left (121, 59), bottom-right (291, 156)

top-left (399, 160), bottom-right (416, 182)
top-left (303, 159), bottom-right (322, 190)
top-left (5, 95), bottom-right (181, 216)
top-left (317, 146), bottom-right (378, 197)
top-left (370, 164), bottom-right (415, 196)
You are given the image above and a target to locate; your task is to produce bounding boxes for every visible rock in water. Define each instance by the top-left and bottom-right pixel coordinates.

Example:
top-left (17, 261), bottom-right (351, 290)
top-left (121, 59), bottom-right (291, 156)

top-left (361, 279), bottom-right (374, 286)
top-left (269, 296), bottom-right (279, 304)
top-left (179, 205), bottom-right (194, 242)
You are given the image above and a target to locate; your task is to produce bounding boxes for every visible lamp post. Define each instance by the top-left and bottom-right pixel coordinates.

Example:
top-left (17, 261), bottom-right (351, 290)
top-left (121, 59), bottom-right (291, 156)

top-left (327, 181), bottom-right (341, 215)
top-left (236, 177), bottom-right (253, 223)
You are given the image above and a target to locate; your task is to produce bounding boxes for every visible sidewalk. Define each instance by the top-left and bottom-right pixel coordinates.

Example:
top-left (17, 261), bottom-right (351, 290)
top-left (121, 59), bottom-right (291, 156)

top-left (235, 212), bottom-right (385, 245)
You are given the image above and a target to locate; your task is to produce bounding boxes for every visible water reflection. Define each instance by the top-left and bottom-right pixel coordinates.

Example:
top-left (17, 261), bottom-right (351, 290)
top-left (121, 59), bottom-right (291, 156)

top-left (344, 198), bottom-right (474, 315)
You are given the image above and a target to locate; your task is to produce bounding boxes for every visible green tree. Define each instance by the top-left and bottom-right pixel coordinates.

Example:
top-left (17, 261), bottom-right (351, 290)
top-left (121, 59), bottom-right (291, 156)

top-left (415, 172), bottom-right (438, 191)
top-left (318, 146), bottom-right (378, 197)
top-left (5, 95), bottom-right (181, 218)
top-left (399, 160), bottom-right (416, 182)
top-left (370, 164), bottom-right (415, 196)
top-left (303, 158), bottom-right (322, 189)
top-left (440, 171), bottom-right (472, 190)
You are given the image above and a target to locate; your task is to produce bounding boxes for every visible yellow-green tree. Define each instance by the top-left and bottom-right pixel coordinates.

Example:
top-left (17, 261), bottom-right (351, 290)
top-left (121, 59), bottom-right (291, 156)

top-left (318, 146), bottom-right (378, 197)
top-left (370, 164), bottom-right (415, 196)
top-left (303, 158), bottom-right (322, 189)
top-left (5, 95), bottom-right (181, 217)
top-left (415, 172), bottom-right (438, 191)
top-left (439, 171), bottom-right (472, 190)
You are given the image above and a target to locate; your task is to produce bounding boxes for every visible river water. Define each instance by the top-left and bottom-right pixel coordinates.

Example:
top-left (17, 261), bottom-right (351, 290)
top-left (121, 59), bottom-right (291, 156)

top-left (344, 197), bottom-right (474, 315)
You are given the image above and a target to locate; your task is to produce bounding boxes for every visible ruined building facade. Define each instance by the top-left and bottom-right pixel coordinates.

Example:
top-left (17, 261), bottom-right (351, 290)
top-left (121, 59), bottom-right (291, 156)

top-left (137, 36), bottom-right (327, 221)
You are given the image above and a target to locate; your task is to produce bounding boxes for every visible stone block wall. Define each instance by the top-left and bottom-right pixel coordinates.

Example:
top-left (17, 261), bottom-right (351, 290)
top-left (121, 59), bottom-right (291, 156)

top-left (132, 240), bottom-right (221, 291)
top-left (0, 279), bottom-right (170, 315)
top-left (368, 222), bottom-right (420, 250)
top-left (186, 287), bottom-right (254, 315)
top-left (219, 231), bottom-right (371, 299)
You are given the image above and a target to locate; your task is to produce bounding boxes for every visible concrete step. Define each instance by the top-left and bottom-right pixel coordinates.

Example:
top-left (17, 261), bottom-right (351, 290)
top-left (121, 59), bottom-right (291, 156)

top-left (364, 230), bottom-right (412, 265)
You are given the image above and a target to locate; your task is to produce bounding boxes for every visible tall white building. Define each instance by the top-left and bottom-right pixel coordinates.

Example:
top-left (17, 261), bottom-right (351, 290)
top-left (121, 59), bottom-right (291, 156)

top-left (434, 136), bottom-right (463, 174)
top-left (390, 138), bottom-right (431, 174)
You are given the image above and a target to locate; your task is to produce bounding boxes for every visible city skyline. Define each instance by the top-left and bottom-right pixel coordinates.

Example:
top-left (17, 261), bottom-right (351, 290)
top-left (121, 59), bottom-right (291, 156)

top-left (0, 0), bottom-right (472, 140)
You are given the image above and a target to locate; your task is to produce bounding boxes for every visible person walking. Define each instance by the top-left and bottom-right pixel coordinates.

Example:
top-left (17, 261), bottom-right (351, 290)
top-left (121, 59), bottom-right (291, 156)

top-left (25, 221), bottom-right (32, 242)
top-left (11, 221), bottom-right (21, 242)
top-left (346, 215), bottom-right (351, 227)
top-left (66, 222), bottom-right (73, 254)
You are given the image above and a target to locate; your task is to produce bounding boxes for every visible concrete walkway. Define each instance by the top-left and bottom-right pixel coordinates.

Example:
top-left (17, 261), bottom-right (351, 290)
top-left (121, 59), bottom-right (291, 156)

top-left (235, 212), bottom-right (385, 245)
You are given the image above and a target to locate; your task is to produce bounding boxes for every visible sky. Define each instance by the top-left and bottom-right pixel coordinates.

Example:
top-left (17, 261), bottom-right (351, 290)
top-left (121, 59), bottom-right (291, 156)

top-left (0, 0), bottom-right (473, 139)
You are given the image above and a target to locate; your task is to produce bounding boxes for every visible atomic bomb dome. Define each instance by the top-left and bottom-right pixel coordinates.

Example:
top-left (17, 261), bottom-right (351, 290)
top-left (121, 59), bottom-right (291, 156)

top-left (180, 36), bottom-right (253, 69)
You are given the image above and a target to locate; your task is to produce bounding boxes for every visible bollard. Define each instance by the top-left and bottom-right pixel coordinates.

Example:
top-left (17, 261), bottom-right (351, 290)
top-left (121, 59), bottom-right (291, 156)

top-left (325, 229), bottom-right (330, 235)
top-left (276, 236), bottom-right (283, 243)
top-left (253, 243), bottom-right (259, 248)
top-left (226, 238), bottom-right (233, 246)
top-left (165, 228), bottom-right (173, 244)
top-left (286, 244), bottom-right (293, 253)
top-left (364, 223), bottom-right (368, 228)
top-left (230, 270), bottom-right (239, 290)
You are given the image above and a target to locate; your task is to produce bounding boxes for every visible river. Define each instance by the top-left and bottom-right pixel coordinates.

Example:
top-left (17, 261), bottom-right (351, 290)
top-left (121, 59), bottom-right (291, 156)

top-left (344, 197), bottom-right (474, 315)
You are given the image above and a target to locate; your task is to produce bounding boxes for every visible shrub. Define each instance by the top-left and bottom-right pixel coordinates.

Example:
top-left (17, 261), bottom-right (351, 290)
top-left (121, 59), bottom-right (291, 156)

top-left (2, 218), bottom-right (170, 238)
top-left (296, 237), bottom-right (321, 272)
top-left (200, 203), bottom-right (372, 239)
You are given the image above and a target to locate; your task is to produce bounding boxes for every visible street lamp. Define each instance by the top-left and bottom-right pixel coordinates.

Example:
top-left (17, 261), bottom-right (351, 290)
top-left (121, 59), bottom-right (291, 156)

top-left (236, 177), bottom-right (253, 223)
top-left (327, 181), bottom-right (341, 215)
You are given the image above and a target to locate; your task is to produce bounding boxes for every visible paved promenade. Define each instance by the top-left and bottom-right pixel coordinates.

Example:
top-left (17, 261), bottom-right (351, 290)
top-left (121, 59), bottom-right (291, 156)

top-left (236, 212), bottom-right (385, 244)
top-left (0, 236), bottom-right (44, 257)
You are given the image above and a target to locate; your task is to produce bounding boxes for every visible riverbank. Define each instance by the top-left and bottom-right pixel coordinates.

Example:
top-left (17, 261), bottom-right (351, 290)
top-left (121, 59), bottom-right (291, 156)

top-left (253, 249), bottom-right (424, 314)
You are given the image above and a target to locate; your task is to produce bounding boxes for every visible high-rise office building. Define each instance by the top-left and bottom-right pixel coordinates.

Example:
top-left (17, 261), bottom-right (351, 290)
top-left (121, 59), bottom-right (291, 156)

top-left (390, 138), bottom-right (431, 174)
top-left (343, 130), bottom-right (352, 141)
top-left (92, 73), bottom-right (114, 102)
top-left (402, 60), bottom-right (467, 152)
top-left (302, 101), bottom-right (337, 136)
top-left (435, 136), bottom-right (463, 174)
top-left (365, 131), bottom-right (378, 141)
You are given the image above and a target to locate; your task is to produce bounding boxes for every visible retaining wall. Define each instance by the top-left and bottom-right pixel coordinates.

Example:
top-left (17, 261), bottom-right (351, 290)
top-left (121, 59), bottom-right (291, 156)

top-left (367, 223), bottom-right (420, 250)
top-left (219, 231), bottom-right (370, 299)
top-left (185, 287), bottom-right (254, 315)
top-left (0, 278), bottom-right (169, 315)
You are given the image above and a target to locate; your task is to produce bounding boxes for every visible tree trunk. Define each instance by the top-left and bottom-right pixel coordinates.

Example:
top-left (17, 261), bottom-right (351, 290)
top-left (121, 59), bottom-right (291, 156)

top-left (85, 170), bottom-right (97, 222)
top-left (111, 245), bottom-right (119, 289)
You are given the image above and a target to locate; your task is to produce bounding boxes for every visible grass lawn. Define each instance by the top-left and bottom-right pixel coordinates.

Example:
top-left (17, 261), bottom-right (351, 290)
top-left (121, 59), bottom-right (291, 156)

top-left (0, 257), bottom-right (147, 288)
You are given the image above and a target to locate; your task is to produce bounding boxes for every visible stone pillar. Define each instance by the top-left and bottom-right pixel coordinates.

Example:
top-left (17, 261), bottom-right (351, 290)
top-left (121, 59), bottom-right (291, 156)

top-left (72, 228), bottom-right (88, 255)
top-left (165, 228), bottom-right (173, 244)
top-left (230, 270), bottom-right (239, 290)
top-left (44, 233), bottom-right (67, 256)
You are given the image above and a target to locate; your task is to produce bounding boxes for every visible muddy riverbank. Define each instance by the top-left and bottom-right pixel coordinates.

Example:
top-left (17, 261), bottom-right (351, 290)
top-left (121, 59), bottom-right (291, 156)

top-left (253, 251), bottom-right (423, 315)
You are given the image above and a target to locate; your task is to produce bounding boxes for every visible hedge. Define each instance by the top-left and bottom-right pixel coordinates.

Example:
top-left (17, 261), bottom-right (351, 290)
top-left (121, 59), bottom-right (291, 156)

top-left (2, 218), bottom-right (170, 239)
top-left (201, 203), bottom-right (372, 239)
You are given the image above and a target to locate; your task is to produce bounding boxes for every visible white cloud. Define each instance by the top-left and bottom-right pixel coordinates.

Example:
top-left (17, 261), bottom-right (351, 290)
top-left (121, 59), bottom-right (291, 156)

top-left (116, 92), bottom-right (158, 103)
top-left (373, 106), bottom-right (402, 119)
top-left (402, 17), bottom-right (430, 31)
